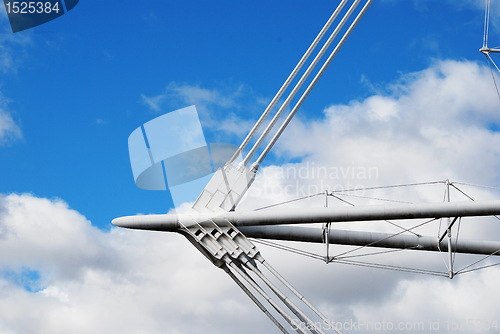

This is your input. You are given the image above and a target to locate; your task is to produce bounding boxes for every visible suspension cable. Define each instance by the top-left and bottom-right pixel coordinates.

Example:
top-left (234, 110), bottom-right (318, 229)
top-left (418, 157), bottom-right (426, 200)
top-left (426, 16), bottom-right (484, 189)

top-left (328, 193), bottom-right (420, 236)
top-left (329, 180), bottom-right (446, 193)
top-left (253, 193), bottom-right (324, 211)
top-left (251, 238), bottom-right (325, 261)
top-left (456, 261), bottom-right (500, 275)
top-left (455, 248), bottom-right (500, 275)
top-left (330, 218), bottom-right (438, 259)
top-left (254, 0), bottom-right (373, 169)
top-left (331, 192), bottom-right (413, 204)
top-left (333, 246), bottom-right (418, 260)
top-left (452, 181), bottom-right (500, 191)
top-left (485, 53), bottom-right (500, 101)
top-left (248, 179), bottom-right (500, 278)
top-left (253, 235), bottom-right (448, 278)
top-left (483, 0), bottom-right (491, 48)
top-left (244, 0), bottom-right (367, 168)
top-left (227, 0), bottom-right (350, 166)
top-left (330, 259), bottom-right (449, 278)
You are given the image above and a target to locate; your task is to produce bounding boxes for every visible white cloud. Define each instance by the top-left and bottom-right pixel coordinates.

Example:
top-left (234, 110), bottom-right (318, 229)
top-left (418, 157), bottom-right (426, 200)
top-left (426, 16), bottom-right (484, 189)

top-left (0, 13), bottom-right (31, 73)
top-left (239, 59), bottom-right (500, 332)
top-left (166, 82), bottom-right (243, 109)
top-left (0, 16), bottom-right (28, 145)
top-left (352, 270), bottom-right (500, 332)
top-left (140, 82), bottom-right (244, 113)
top-left (272, 60), bottom-right (500, 187)
top-left (140, 93), bottom-right (165, 112)
top-left (0, 109), bottom-right (22, 145)
top-left (0, 193), bottom-right (277, 334)
top-left (140, 82), bottom-right (264, 142)
top-left (3, 59), bottom-right (500, 333)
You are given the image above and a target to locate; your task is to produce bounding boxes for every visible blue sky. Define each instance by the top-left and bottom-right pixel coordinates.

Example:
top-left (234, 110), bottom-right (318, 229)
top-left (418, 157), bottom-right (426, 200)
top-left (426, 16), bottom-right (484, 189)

top-left (2, 1), bottom-right (500, 333)
top-left (0, 0), bottom-right (494, 229)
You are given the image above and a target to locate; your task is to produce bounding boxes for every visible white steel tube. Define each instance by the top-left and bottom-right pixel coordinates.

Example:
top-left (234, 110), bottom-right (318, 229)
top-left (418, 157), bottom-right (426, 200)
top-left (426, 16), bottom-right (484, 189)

top-left (255, 0), bottom-right (373, 167)
top-left (228, 261), bottom-right (308, 334)
top-left (245, 261), bottom-right (325, 334)
top-left (260, 260), bottom-right (344, 334)
top-left (238, 225), bottom-right (500, 256)
top-left (227, 0), bottom-right (350, 166)
top-left (225, 267), bottom-right (290, 334)
top-left (243, 0), bottom-right (362, 168)
top-left (113, 200), bottom-right (500, 230)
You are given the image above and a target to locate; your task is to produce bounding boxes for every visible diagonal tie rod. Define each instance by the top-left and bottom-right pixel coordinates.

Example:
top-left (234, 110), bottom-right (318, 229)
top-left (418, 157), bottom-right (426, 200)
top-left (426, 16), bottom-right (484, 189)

top-left (226, 0), bottom-right (373, 172)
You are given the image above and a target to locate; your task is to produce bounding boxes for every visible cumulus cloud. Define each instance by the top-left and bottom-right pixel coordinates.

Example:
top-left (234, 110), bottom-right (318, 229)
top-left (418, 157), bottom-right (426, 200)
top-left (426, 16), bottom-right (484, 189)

top-left (2, 192), bottom-right (499, 334)
top-left (273, 60), bottom-right (500, 186)
top-left (239, 59), bottom-right (500, 332)
top-left (0, 193), bottom-right (275, 334)
top-left (3, 59), bottom-right (500, 334)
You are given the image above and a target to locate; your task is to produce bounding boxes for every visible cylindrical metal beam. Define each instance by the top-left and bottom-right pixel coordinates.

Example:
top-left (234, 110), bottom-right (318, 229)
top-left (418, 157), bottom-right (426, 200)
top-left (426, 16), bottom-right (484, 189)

top-left (113, 200), bottom-right (500, 230)
top-left (238, 226), bottom-right (500, 256)
top-left (229, 0), bottom-right (350, 167)
top-left (219, 200), bottom-right (500, 227)
top-left (243, 0), bottom-right (363, 168)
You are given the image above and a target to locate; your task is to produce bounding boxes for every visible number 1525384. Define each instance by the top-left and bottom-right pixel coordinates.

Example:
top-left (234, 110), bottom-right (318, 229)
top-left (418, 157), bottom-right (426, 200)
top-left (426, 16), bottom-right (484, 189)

top-left (5, 1), bottom-right (61, 14)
